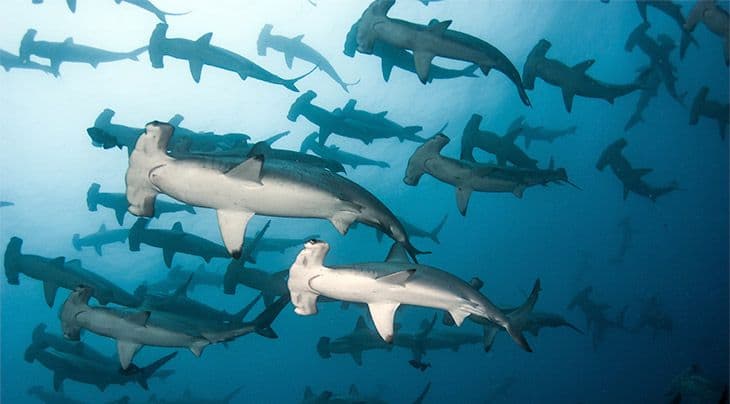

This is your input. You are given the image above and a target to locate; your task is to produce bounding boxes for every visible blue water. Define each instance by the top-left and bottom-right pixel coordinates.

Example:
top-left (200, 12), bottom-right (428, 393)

top-left (1, 1), bottom-right (728, 403)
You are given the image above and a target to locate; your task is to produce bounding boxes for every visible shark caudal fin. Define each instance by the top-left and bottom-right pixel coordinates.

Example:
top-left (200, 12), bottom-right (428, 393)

top-left (404, 134), bottom-right (449, 186)
top-left (134, 352), bottom-right (177, 390)
top-left (252, 294), bottom-right (290, 339)
top-left (232, 293), bottom-right (263, 323)
top-left (281, 65), bottom-right (318, 92)
top-left (504, 279), bottom-right (541, 353)
top-left (412, 381), bottom-right (432, 404)
top-left (522, 39), bottom-right (551, 90)
top-left (316, 337), bottom-right (331, 358)
top-left (126, 46), bottom-right (148, 61)
top-left (126, 122), bottom-right (174, 218)
top-left (128, 218), bottom-right (150, 252)
top-left (429, 215), bottom-right (448, 244)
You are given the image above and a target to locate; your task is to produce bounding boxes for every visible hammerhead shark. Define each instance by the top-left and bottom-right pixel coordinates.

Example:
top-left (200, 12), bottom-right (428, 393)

top-left (224, 262), bottom-right (289, 307)
top-left (523, 39), bottom-right (640, 112)
top-left (0, 201), bottom-right (14, 208)
top-left (567, 286), bottom-right (627, 351)
top-left (87, 182), bottom-right (195, 226)
top-left (684, 0), bottom-right (729, 65)
top-left (394, 314), bottom-right (482, 362)
top-left (72, 224), bottom-right (129, 256)
top-left (257, 24), bottom-right (358, 92)
top-left (624, 64), bottom-right (662, 132)
top-left (316, 316), bottom-right (393, 365)
top-left (31, 0), bottom-right (188, 22)
top-left (596, 138), bottom-right (678, 202)
top-left (631, 295), bottom-right (673, 337)
top-left (1, 49), bottom-right (57, 76)
top-left (4, 237), bottom-right (141, 307)
top-left (635, 0), bottom-right (698, 59)
top-left (128, 218), bottom-right (229, 268)
top-left (332, 99), bottom-right (426, 144)
top-left (667, 364), bottom-right (727, 403)
top-left (460, 113), bottom-right (538, 168)
top-left (509, 116), bottom-right (576, 149)
top-left (300, 132), bottom-right (390, 169)
top-left (351, 0), bottom-right (530, 105)
top-left (145, 264), bottom-right (222, 294)
top-left (19, 29), bottom-right (147, 73)
top-left (405, 134), bottom-right (572, 215)
top-left (148, 23), bottom-right (312, 91)
top-left (24, 323), bottom-right (176, 392)
top-left (689, 86), bottom-right (729, 139)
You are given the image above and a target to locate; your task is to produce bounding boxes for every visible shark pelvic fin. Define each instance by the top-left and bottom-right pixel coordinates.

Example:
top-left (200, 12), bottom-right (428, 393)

top-left (455, 187), bottom-right (473, 216)
top-left (413, 51), bottom-right (435, 84)
top-left (368, 302), bottom-right (400, 342)
top-left (216, 210), bottom-right (254, 259)
top-left (117, 340), bottom-right (143, 370)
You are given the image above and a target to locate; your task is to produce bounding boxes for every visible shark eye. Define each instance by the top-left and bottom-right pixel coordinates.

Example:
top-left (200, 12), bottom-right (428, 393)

top-left (307, 239), bottom-right (320, 246)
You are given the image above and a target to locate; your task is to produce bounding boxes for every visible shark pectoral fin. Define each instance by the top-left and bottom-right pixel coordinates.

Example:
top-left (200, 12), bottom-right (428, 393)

top-left (350, 350), bottom-right (363, 366)
top-left (53, 372), bottom-right (65, 392)
top-left (216, 210), bottom-right (254, 259)
top-left (512, 185), bottom-right (526, 199)
top-left (482, 325), bottom-right (500, 352)
top-left (380, 59), bottom-right (394, 82)
top-left (189, 339), bottom-right (209, 357)
top-left (114, 207), bottom-right (127, 226)
top-left (572, 59), bottom-right (594, 73)
top-left (284, 53), bottom-right (294, 69)
top-left (455, 187), bottom-right (472, 216)
top-left (448, 307), bottom-right (470, 326)
top-left (376, 269), bottom-right (416, 286)
top-left (561, 89), bottom-right (575, 113)
top-left (368, 302), bottom-right (400, 343)
top-left (225, 155), bottom-right (264, 185)
top-left (291, 290), bottom-right (319, 315)
top-left (189, 59), bottom-right (204, 83)
top-left (162, 248), bottom-right (175, 268)
top-left (117, 340), bottom-right (142, 370)
top-left (413, 51), bottom-right (435, 84)
top-left (93, 244), bottom-right (102, 256)
top-left (42, 282), bottom-right (59, 307)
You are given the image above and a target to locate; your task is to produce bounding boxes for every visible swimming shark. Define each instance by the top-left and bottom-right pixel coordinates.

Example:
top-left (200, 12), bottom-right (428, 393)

top-left (148, 23), bottom-right (311, 91)
top-left (351, 0), bottom-right (530, 105)
top-left (596, 138), bottom-right (678, 202)
top-left (288, 240), bottom-right (531, 351)
top-left (224, 262), bottom-right (288, 305)
top-left (689, 86), bottom-right (729, 139)
top-left (300, 132), bottom-right (390, 169)
top-left (684, 0), bottom-right (729, 65)
top-left (394, 314), bottom-right (482, 361)
top-left (635, 0), bottom-right (698, 59)
top-left (522, 39), bottom-right (640, 112)
top-left (126, 121), bottom-right (424, 261)
top-left (331, 99), bottom-right (425, 144)
top-left (316, 316), bottom-right (394, 366)
top-left (128, 218), bottom-right (229, 268)
top-left (60, 286), bottom-right (287, 369)
top-left (625, 22), bottom-right (685, 104)
top-left (0, 201), bottom-right (14, 207)
top-left (72, 224), bottom-right (129, 256)
top-left (630, 295), bottom-right (673, 337)
top-left (509, 116), bottom-right (576, 149)
top-left (460, 113), bottom-right (537, 168)
top-left (1, 49), bottom-right (58, 76)
top-left (667, 364), bottom-right (726, 403)
top-left (30, 0), bottom-right (187, 22)
top-left (18, 29), bottom-right (147, 73)
top-left (608, 216), bottom-right (633, 265)
top-left (26, 386), bottom-right (130, 404)
top-left (567, 286), bottom-right (627, 351)
top-left (31, 0), bottom-right (77, 12)
top-left (145, 264), bottom-right (222, 294)
top-left (257, 24), bottom-right (358, 92)
top-left (404, 134), bottom-right (572, 215)
top-left (624, 65), bottom-right (662, 132)
top-left (344, 21), bottom-right (479, 83)
top-left (360, 214), bottom-right (448, 244)
top-left (25, 323), bottom-right (109, 365)
top-left (302, 382), bottom-right (431, 404)
top-left (87, 182), bottom-right (196, 226)
top-left (148, 387), bottom-right (243, 404)
top-left (4, 237), bottom-right (141, 307)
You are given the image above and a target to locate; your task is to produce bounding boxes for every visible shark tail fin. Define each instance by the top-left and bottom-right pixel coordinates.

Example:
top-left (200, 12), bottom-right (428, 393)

top-left (429, 215), bottom-right (448, 244)
top-left (127, 46), bottom-right (149, 61)
top-left (136, 352), bottom-right (177, 390)
top-left (282, 65), bottom-right (318, 92)
top-left (252, 295), bottom-right (291, 339)
top-left (126, 122), bottom-right (174, 218)
top-left (316, 337), bottom-right (331, 358)
top-left (128, 218), bottom-right (150, 252)
top-left (72, 234), bottom-right (82, 251)
top-left (404, 134), bottom-right (449, 186)
top-left (503, 280), bottom-right (540, 353)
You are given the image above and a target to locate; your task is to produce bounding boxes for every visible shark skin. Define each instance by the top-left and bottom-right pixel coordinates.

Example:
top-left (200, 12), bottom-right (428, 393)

top-left (631, 295), bottom-right (673, 337)
top-left (145, 264), bottom-right (222, 294)
top-left (351, 0), bottom-right (530, 106)
top-left (317, 316), bottom-right (393, 366)
top-left (0, 49), bottom-right (58, 76)
top-left (18, 29), bottom-right (147, 73)
top-left (404, 134), bottom-right (571, 215)
top-left (223, 261), bottom-right (288, 302)
top-left (635, 0), bottom-right (698, 59)
top-left (522, 39), bottom-right (640, 112)
top-left (332, 99), bottom-right (426, 144)
top-left (148, 23), bottom-right (311, 91)
top-left (509, 116), bottom-right (576, 149)
top-left (125, 121), bottom-right (424, 261)
top-left (128, 218), bottom-right (229, 268)
top-left (608, 216), bottom-right (633, 265)
top-left (257, 24), bottom-right (358, 92)
top-left (460, 113), bottom-right (537, 168)
top-left (684, 0), bottom-right (729, 65)
top-left (4, 237), bottom-right (141, 307)
top-left (301, 132), bottom-right (390, 169)
top-left (87, 182), bottom-right (195, 226)
top-left (72, 224), bottom-right (129, 256)
top-left (689, 86), bottom-right (729, 139)
top-left (288, 240), bottom-right (532, 351)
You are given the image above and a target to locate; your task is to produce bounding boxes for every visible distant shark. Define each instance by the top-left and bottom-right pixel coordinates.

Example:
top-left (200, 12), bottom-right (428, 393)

top-left (257, 24), bottom-right (359, 92)
top-left (331, 99), bottom-right (425, 144)
top-left (148, 387), bottom-right (243, 404)
top-left (630, 295), bottom-right (673, 336)
top-left (624, 64), bottom-right (662, 132)
top-left (1, 49), bottom-right (58, 76)
top-left (684, 0), bottom-right (729, 65)
top-left (19, 29), bottom-right (147, 73)
top-left (302, 382), bottom-right (431, 404)
top-left (27, 386), bottom-right (129, 404)
top-left (522, 39), bottom-right (640, 112)
top-left (689, 86), bottom-right (729, 140)
top-left (148, 23), bottom-right (312, 91)
top-left (608, 216), bottom-right (633, 265)
top-left (87, 182), bottom-right (195, 226)
top-left (145, 264), bottom-right (222, 294)
top-left (394, 314), bottom-right (482, 361)
top-left (316, 316), bottom-right (393, 366)
top-left (635, 0), bottom-right (698, 59)
top-left (300, 132), bottom-right (390, 169)
top-left (72, 224), bottom-right (129, 256)
top-left (31, 0), bottom-right (188, 22)
top-left (509, 116), bottom-right (576, 149)
top-left (224, 262), bottom-right (289, 306)
top-left (0, 201), bottom-right (14, 207)
top-left (461, 113), bottom-right (538, 168)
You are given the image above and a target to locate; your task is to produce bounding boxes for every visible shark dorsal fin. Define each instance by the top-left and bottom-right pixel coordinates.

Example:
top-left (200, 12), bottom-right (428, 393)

top-left (293, 34), bottom-right (304, 42)
top-left (343, 99), bottom-right (356, 113)
top-left (171, 222), bottom-right (184, 233)
top-left (428, 19), bottom-right (452, 35)
top-left (126, 311), bottom-right (150, 326)
top-left (64, 37), bottom-right (74, 44)
top-left (98, 224), bottom-right (107, 232)
top-left (376, 269), bottom-right (416, 286)
top-left (173, 275), bottom-right (193, 297)
top-left (197, 32), bottom-right (213, 46)
top-left (225, 155), bottom-right (264, 185)
top-left (384, 243), bottom-right (410, 263)
top-left (354, 316), bottom-right (368, 331)
top-left (572, 59), bottom-right (595, 73)
top-left (51, 257), bottom-right (66, 268)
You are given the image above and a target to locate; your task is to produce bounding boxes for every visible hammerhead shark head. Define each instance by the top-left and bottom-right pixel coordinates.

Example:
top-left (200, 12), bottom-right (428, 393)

top-left (625, 22), bottom-right (685, 104)
top-left (24, 323), bottom-right (176, 392)
top-left (351, 0), bottom-right (531, 105)
top-left (128, 218), bottom-right (229, 268)
top-left (300, 132), bottom-right (390, 169)
top-left (148, 23), bottom-right (312, 91)
top-left (257, 24), bottom-right (358, 92)
top-left (87, 182), bottom-right (195, 226)
top-left (460, 113), bottom-right (538, 168)
top-left (4, 237), bottom-right (141, 307)
top-left (72, 224), bottom-right (129, 256)
top-left (394, 314), bottom-right (482, 361)
top-left (684, 0), bottom-right (729, 65)
top-left (316, 316), bottom-right (393, 366)
top-left (509, 116), bottom-right (576, 149)
top-left (19, 29), bottom-right (147, 73)
top-left (667, 364), bottom-right (727, 403)
top-left (596, 138), bottom-right (678, 202)
top-left (635, 0), bottom-right (698, 59)
top-left (344, 21), bottom-right (479, 83)
top-left (148, 387), bottom-right (243, 404)
top-left (405, 134), bottom-right (572, 215)
top-left (523, 39), bottom-right (640, 112)
top-left (1, 49), bottom-right (57, 76)
top-left (689, 86), bottom-right (729, 139)
top-left (567, 286), bottom-right (627, 351)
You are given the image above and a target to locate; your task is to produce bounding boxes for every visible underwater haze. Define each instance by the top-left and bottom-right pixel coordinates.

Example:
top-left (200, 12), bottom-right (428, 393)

top-left (1, 0), bottom-right (728, 403)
